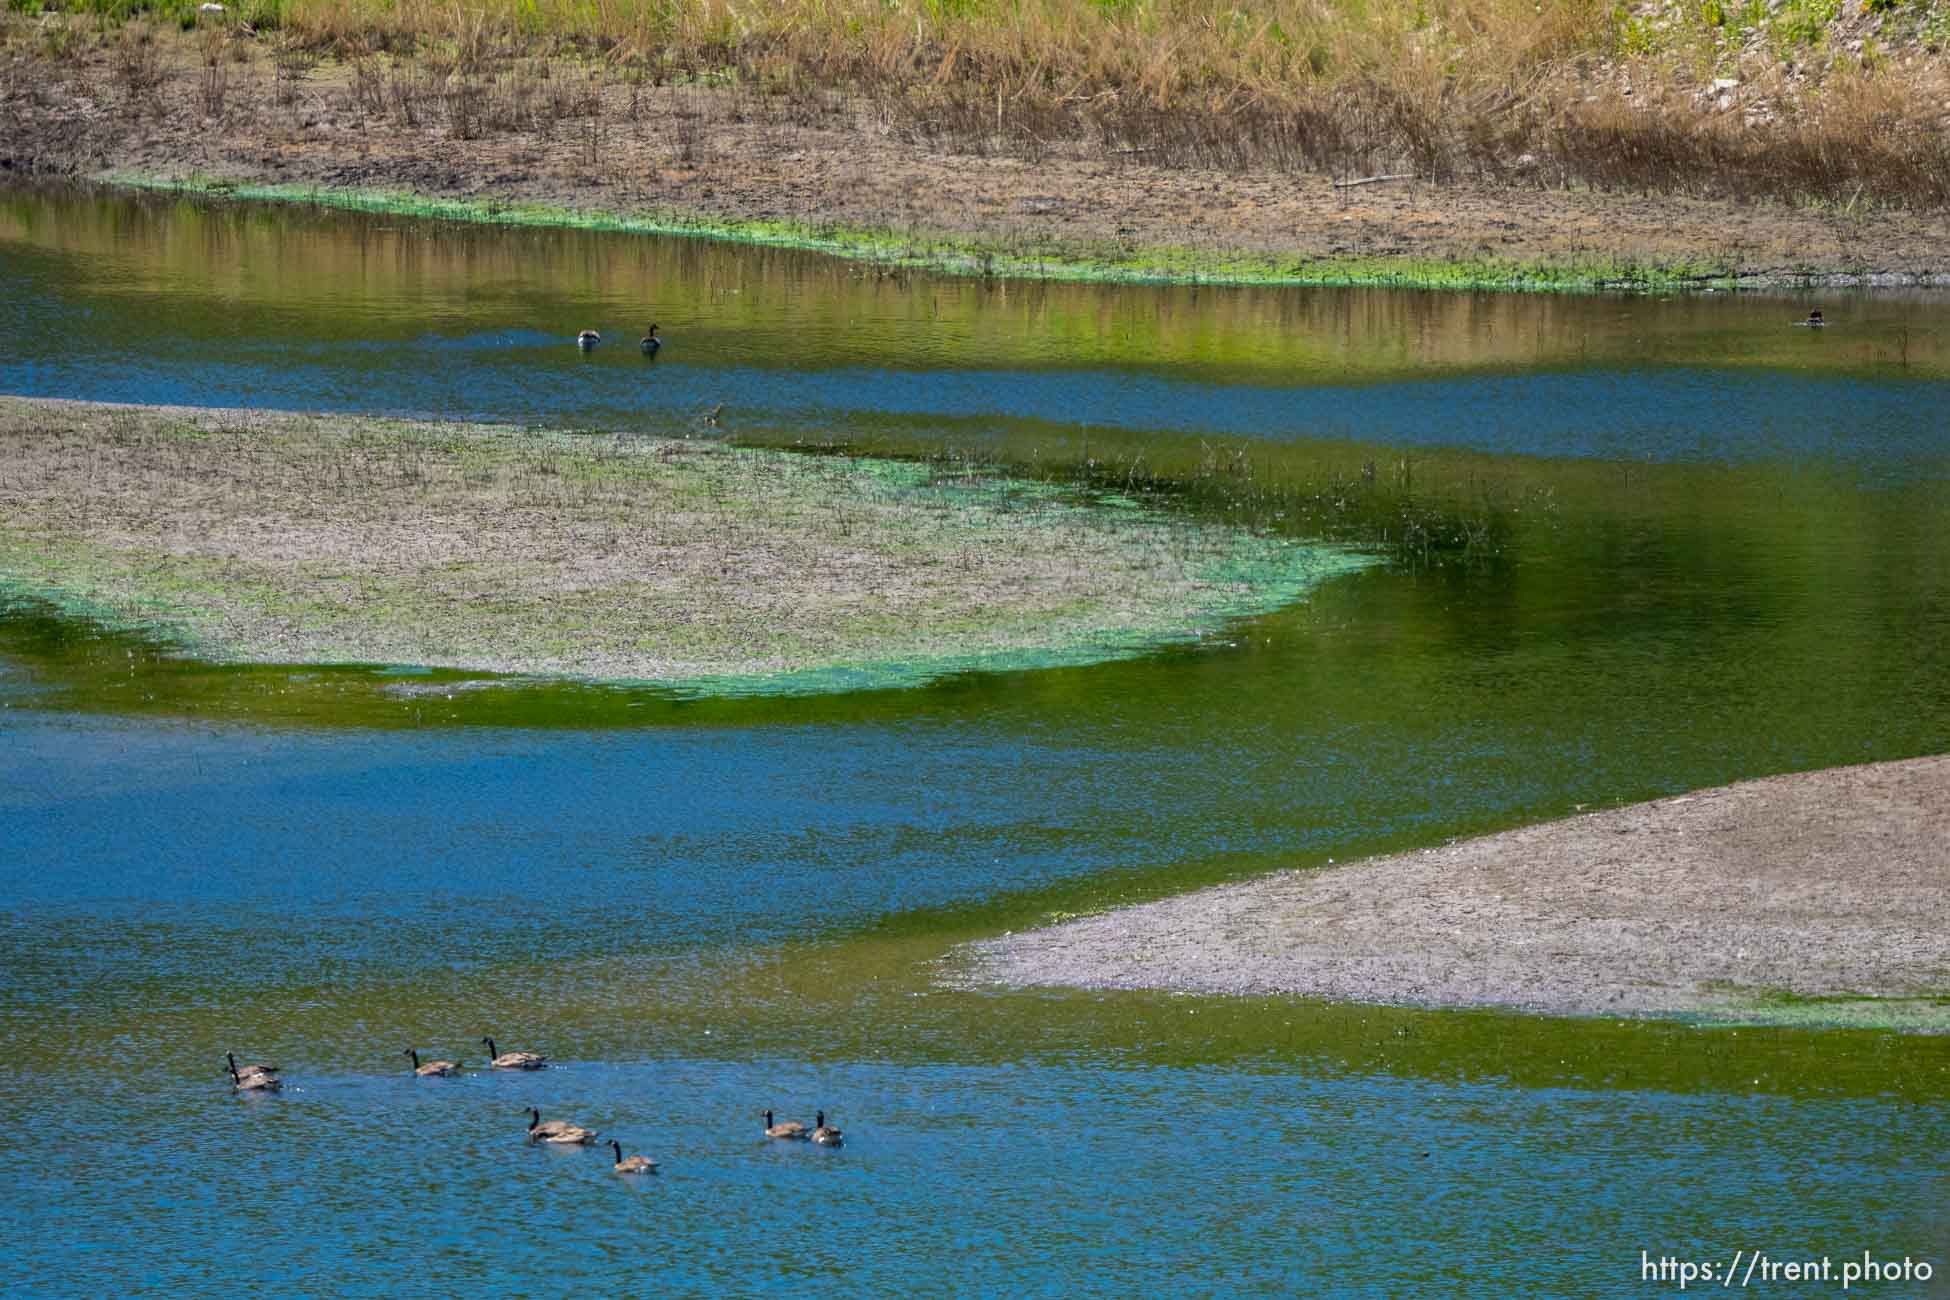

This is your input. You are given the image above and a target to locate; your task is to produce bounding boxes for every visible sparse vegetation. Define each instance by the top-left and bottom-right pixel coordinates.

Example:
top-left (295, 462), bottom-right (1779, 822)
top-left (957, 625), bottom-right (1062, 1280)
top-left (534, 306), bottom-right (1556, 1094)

top-left (0, 398), bottom-right (1368, 694)
top-left (97, 173), bottom-right (1751, 292)
top-left (6, 0), bottom-right (1949, 206)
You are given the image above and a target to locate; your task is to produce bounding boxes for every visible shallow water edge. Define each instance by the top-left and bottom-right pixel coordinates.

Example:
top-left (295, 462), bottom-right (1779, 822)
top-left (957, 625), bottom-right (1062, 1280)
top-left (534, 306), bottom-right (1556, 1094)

top-left (93, 172), bottom-right (1776, 294)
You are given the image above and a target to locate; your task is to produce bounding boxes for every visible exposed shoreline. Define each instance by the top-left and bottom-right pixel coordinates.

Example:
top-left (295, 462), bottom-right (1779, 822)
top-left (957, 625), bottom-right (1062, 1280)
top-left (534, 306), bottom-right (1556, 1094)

top-left (0, 397), bottom-right (1364, 696)
top-left (8, 29), bottom-right (1950, 292)
top-left (952, 755), bottom-right (1950, 1030)
top-left (94, 173), bottom-right (1756, 294)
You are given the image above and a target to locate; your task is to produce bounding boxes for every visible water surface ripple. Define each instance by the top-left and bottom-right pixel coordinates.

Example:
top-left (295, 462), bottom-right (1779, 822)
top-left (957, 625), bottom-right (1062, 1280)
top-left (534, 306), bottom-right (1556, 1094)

top-left (4, 188), bottom-right (1949, 1296)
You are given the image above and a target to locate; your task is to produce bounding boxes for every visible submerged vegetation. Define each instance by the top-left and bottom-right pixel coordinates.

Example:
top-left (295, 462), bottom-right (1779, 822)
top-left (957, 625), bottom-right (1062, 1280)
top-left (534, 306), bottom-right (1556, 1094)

top-left (9, 0), bottom-right (1950, 208)
top-left (0, 398), bottom-right (1368, 695)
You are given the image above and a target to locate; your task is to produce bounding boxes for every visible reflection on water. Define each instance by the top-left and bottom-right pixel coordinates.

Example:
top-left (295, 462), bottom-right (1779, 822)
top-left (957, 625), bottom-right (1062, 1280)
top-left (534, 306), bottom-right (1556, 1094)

top-left (4, 188), bottom-right (1949, 463)
top-left (3, 186), bottom-right (1949, 1294)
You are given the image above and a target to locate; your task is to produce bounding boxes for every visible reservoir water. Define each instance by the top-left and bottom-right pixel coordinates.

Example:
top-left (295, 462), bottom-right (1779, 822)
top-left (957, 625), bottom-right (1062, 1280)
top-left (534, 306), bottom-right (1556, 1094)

top-left (3, 188), bottom-right (1947, 1295)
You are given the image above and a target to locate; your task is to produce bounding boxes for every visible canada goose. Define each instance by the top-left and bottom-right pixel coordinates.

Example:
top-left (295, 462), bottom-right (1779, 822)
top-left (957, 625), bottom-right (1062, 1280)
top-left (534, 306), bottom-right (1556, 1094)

top-left (404, 1048), bottom-right (461, 1078)
top-left (526, 1107), bottom-right (599, 1144)
top-left (640, 324), bottom-right (661, 355)
top-left (229, 1065), bottom-right (282, 1092)
top-left (763, 1110), bottom-right (809, 1140)
top-left (481, 1037), bottom-right (546, 1070)
top-left (812, 1110), bottom-right (843, 1147)
top-left (577, 329), bottom-right (601, 349)
top-left (226, 1052), bottom-right (279, 1079)
top-left (610, 1140), bottom-right (658, 1174)
top-left (703, 402), bottom-right (723, 428)
top-left (1801, 310), bottom-right (1825, 327)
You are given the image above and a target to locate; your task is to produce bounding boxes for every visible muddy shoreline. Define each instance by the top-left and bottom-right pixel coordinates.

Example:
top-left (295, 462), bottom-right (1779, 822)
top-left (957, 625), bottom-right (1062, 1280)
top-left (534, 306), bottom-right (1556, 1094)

top-left (8, 30), bottom-right (1950, 289)
top-left (952, 756), bottom-right (1950, 1029)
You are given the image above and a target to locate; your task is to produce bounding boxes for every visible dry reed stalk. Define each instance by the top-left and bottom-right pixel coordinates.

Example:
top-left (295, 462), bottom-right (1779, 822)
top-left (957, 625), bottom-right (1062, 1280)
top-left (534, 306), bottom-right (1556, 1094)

top-left (13, 0), bottom-right (1950, 205)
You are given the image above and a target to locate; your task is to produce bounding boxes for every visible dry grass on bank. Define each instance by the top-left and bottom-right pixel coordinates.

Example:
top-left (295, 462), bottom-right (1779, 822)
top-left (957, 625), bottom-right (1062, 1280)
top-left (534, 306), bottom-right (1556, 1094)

top-left (8, 0), bottom-right (1950, 205)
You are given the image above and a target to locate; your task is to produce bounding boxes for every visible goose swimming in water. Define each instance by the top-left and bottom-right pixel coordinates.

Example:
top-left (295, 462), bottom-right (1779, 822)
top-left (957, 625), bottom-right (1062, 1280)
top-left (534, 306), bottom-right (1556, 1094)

top-left (812, 1110), bottom-right (844, 1147)
top-left (404, 1048), bottom-right (461, 1077)
top-left (226, 1052), bottom-right (279, 1081)
top-left (481, 1037), bottom-right (546, 1070)
top-left (229, 1064), bottom-right (282, 1092)
top-left (763, 1109), bottom-right (809, 1140)
top-left (577, 329), bottom-right (601, 349)
top-left (610, 1140), bottom-right (659, 1173)
top-left (640, 324), bottom-right (661, 355)
top-left (527, 1107), bottom-right (599, 1144)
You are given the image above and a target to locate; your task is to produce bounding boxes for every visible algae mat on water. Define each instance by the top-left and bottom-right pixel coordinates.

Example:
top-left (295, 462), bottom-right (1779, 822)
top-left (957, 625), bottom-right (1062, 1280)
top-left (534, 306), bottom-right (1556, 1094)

top-left (0, 398), bottom-right (1368, 697)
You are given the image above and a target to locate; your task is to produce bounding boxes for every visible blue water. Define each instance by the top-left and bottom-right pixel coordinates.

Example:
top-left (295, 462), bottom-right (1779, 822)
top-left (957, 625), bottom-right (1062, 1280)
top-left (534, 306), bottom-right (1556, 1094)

top-left (6, 1058), bottom-right (1943, 1296)
top-left (11, 342), bottom-right (1947, 464)
top-left (4, 189), bottom-right (1950, 1296)
top-left (4, 209), bottom-right (1948, 466)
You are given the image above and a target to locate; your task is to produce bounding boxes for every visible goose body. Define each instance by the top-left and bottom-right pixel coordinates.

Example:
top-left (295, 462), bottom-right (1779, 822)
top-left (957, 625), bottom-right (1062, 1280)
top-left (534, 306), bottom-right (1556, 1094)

top-left (481, 1037), bottom-right (546, 1070)
top-left (610, 1140), bottom-right (658, 1173)
top-left (812, 1110), bottom-right (844, 1147)
top-left (404, 1048), bottom-right (461, 1077)
top-left (763, 1109), bottom-right (809, 1140)
top-left (527, 1107), bottom-right (599, 1144)
top-left (229, 1065), bottom-right (282, 1092)
top-left (1799, 310), bottom-right (1825, 328)
top-left (226, 1052), bottom-right (279, 1080)
top-left (577, 329), bottom-right (601, 349)
top-left (640, 324), bottom-right (661, 355)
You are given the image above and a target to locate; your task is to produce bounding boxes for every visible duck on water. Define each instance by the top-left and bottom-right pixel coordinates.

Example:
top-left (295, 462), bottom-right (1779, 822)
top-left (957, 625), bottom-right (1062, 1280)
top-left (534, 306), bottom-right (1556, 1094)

top-left (577, 326), bottom-right (667, 352)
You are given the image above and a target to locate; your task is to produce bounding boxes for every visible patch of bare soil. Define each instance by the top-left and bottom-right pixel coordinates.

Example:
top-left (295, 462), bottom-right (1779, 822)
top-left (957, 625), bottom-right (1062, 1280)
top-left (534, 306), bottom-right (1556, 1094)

top-left (953, 756), bottom-right (1950, 1026)
top-left (6, 30), bottom-right (1950, 285)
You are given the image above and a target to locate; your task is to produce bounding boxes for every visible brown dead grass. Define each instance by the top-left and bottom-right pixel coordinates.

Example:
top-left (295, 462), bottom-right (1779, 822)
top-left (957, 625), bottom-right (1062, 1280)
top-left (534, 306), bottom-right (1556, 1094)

top-left (8, 0), bottom-right (1950, 207)
top-left (202, 0), bottom-right (1950, 204)
top-left (9, 19), bottom-right (1950, 286)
